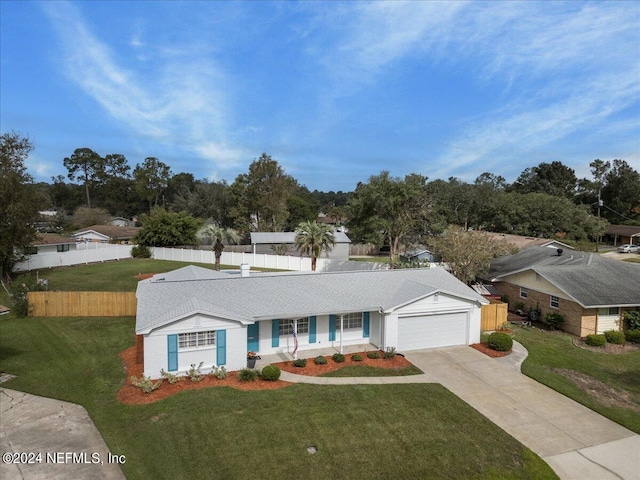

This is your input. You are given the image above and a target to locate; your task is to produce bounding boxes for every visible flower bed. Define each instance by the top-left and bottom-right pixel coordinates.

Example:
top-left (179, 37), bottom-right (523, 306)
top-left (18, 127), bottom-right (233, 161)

top-left (276, 351), bottom-right (414, 376)
top-left (470, 342), bottom-right (511, 358)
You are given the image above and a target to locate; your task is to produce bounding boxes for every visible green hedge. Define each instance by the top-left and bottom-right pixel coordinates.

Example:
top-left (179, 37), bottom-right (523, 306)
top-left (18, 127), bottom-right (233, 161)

top-left (585, 334), bottom-right (606, 347)
top-left (487, 332), bottom-right (513, 352)
top-left (604, 330), bottom-right (625, 345)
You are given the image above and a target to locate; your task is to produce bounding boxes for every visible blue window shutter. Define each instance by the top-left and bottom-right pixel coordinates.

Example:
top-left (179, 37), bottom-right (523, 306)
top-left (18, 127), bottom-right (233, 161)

top-left (329, 315), bottom-right (336, 341)
top-left (309, 316), bottom-right (317, 343)
top-left (363, 312), bottom-right (370, 338)
top-left (167, 334), bottom-right (178, 372)
top-left (272, 319), bottom-right (280, 347)
top-left (216, 329), bottom-right (226, 366)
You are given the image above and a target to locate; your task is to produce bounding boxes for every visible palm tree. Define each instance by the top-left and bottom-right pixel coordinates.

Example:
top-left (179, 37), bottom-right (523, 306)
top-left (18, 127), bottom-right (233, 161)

top-left (295, 221), bottom-right (336, 271)
top-left (197, 223), bottom-right (240, 271)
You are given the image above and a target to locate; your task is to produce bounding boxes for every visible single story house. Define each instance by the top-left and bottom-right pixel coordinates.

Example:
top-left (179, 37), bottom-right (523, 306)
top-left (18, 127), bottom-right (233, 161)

top-left (399, 249), bottom-right (437, 264)
top-left (480, 246), bottom-right (640, 336)
top-left (109, 217), bottom-right (134, 227)
top-left (72, 225), bottom-right (140, 244)
top-left (481, 232), bottom-right (574, 251)
top-left (26, 233), bottom-right (79, 254)
top-left (135, 265), bottom-right (488, 378)
top-left (604, 225), bottom-right (640, 246)
top-left (250, 230), bottom-right (351, 261)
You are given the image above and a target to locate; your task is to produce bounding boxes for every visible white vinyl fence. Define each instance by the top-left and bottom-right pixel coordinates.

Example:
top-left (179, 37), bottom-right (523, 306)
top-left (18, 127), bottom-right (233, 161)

top-left (14, 243), bottom-right (134, 272)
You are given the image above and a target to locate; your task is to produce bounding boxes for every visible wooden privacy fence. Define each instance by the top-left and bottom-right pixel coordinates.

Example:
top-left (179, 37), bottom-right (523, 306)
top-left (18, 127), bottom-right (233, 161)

top-left (480, 301), bottom-right (508, 331)
top-left (28, 292), bottom-right (137, 317)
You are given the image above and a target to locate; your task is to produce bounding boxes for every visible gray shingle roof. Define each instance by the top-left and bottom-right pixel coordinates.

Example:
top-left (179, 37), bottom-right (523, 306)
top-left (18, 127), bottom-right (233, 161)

top-left (136, 266), bottom-right (487, 333)
top-left (484, 246), bottom-right (640, 308)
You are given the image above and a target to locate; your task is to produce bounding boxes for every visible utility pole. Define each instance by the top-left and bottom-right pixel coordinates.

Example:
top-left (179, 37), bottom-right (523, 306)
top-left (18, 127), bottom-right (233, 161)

top-left (596, 188), bottom-right (602, 252)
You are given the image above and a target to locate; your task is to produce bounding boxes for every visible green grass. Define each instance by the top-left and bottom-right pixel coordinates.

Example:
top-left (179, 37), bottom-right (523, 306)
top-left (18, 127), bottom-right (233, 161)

top-left (0, 315), bottom-right (557, 479)
top-left (514, 327), bottom-right (640, 433)
top-left (349, 256), bottom-right (391, 264)
top-left (320, 364), bottom-right (424, 377)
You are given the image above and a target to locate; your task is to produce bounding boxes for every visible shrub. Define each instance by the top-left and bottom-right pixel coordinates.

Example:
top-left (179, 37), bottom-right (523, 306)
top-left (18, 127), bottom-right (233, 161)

top-left (514, 301), bottom-right (525, 312)
top-left (625, 330), bottom-right (640, 344)
top-left (544, 312), bottom-right (565, 330)
top-left (585, 334), bottom-right (606, 347)
top-left (160, 369), bottom-right (179, 384)
top-left (314, 355), bottom-right (327, 365)
top-left (238, 368), bottom-right (258, 382)
top-left (332, 353), bottom-right (345, 363)
top-left (487, 332), bottom-right (513, 352)
top-left (131, 245), bottom-right (151, 258)
top-left (261, 365), bottom-right (281, 381)
top-left (624, 311), bottom-right (640, 331)
top-left (210, 366), bottom-right (227, 380)
top-left (384, 347), bottom-right (397, 359)
top-left (292, 358), bottom-right (307, 368)
top-left (366, 351), bottom-right (381, 359)
top-left (186, 362), bottom-right (204, 382)
top-left (604, 330), bottom-right (625, 345)
top-left (351, 353), bottom-right (363, 362)
top-left (131, 375), bottom-right (162, 394)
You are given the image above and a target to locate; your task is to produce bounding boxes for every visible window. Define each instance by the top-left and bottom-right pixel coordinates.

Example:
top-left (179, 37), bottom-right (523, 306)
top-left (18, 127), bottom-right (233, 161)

top-left (342, 312), bottom-right (363, 330)
top-left (279, 318), bottom-right (309, 336)
top-left (519, 287), bottom-right (528, 299)
top-left (178, 331), bottom-right (215, 349)
top-left (550, 296), bottom-right (559, 309)
top-left (57, 244), bottom-right (70, 253)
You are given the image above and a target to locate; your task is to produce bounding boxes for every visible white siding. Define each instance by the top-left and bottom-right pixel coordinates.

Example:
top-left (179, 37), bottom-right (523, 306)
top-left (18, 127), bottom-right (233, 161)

top-left (143, 314), bottom-right (247, 378)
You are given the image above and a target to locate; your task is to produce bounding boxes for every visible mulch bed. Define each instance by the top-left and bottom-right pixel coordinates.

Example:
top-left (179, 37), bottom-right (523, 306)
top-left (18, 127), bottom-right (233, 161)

top-left (117, 346), bottom-right (292, 405)
top-left (470, 342), bottom-right (511, 358)
top-left (134, 273), bottom-right (156, 280)
top-left (572, 338), bottom-right (640, 354)
top-left (276, 351), bottom-right (414, 376)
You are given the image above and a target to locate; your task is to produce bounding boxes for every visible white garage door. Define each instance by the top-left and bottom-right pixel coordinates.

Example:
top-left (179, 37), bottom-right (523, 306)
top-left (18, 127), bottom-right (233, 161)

top-left (398, 312), bottom-right (468, 351)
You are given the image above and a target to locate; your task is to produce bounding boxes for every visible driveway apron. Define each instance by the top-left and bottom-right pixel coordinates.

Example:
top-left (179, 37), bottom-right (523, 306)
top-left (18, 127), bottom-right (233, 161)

top-left (405, 347), bottom-right (639, 480)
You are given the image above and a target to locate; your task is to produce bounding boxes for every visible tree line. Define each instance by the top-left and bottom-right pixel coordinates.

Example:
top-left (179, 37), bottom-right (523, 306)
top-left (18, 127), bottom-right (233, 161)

top-left (2, 130), bottom-right (640, 276)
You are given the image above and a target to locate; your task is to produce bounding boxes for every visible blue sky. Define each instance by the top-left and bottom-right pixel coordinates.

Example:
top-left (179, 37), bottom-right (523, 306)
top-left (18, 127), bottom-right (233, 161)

top-left (1, 1), bottom-right (639, 192)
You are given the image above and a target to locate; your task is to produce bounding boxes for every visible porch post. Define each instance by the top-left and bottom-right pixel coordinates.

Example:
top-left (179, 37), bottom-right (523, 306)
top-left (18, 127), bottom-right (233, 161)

top-left (340, 315), bottom-right (344, 354)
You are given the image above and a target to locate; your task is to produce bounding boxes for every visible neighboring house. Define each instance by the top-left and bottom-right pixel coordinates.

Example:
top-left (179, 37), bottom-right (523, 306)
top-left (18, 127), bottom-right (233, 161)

top-left (604, 225), bottom-right (640, 246)
top-left (26, 233), bottom-right (79, 255)
top-left (72, 225), bottom-right (140, 244)
top-left (481, 246), bottom-right (640, 336)
top-left (135, 265), bottom-right (488, 378)
top-left (109, 217), bottom-right (134, 227)
top-left (399, 249), bottom-right (436, 264)
top-left (250, 230), bottom-right (351, 261)
top-left (482, 232), bottom-right (574, 251)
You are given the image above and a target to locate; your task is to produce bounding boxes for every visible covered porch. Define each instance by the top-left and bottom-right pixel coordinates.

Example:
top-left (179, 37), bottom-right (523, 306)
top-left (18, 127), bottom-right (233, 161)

top-left (255, 342), bottom-right (377, 369)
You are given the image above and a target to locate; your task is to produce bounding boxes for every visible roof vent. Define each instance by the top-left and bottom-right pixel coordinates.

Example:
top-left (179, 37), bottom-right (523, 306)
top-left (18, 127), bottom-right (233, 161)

top-left (240, 263), bottom-right (250, 277)
top-left (557, 248), bottom-right (563, 256)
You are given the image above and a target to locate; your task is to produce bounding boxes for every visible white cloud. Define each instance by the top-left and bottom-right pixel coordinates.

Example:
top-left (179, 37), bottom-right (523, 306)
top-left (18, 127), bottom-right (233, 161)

top-left (41, 1), bottom-right (243, 172)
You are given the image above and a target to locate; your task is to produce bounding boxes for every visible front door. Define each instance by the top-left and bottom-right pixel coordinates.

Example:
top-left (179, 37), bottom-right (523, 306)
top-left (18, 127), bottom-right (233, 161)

top-left (247, 323), bottom-right (259, 352)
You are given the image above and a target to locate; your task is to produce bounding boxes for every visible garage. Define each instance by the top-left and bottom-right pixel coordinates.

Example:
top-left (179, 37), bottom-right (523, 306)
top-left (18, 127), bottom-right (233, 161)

top-left (397, 312), bottom-right (469, 351)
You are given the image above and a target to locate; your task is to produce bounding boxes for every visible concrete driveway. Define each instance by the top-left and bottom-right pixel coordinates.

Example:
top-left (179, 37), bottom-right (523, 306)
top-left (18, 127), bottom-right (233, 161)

top-left (405, 347), bottom-right (640, 480)
top-left (0, 389), bottom-right (125, 480)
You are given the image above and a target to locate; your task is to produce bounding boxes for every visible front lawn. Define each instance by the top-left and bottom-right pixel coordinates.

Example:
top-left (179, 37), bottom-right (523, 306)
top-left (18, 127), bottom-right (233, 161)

top-left (513, 327), bottom-right (640, 433)
top-left (0, 315), bottom-right (557, 479)
top-left (320, 364), bottom-right (423, 377)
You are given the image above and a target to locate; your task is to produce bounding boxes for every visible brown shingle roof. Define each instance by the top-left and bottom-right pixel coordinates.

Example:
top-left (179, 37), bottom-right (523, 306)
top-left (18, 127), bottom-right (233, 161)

top-left (73, 225), bottom-right (140, 240)
top-left (606, 224), bottom-right (640, 237)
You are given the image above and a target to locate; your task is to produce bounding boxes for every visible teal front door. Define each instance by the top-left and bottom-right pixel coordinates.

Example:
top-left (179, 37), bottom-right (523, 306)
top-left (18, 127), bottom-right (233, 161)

top-left (247, 323), bottom-right (259, 352)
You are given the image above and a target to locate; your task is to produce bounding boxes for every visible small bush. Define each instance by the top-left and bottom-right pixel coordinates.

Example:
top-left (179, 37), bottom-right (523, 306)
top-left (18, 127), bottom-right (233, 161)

top-left (314, 355), bottom-right (327, 365)
top-left (332, 353), bottom-right (345, 363)
top-left (187, 362), bottom-right (204, 382)
top-left (625, 330), bottom-right (640, 344)
top-left (366, 351), bottom-right (381, 359)
top-left (292, 358), bottom-right (307, 368)
top-left (131, 375), bottom-right (162, 394)
top-left (261, 365), bottom-right (281, 381)
top-left (351, 353), bottom-right (363, 362)
top-left (585, 334), bottom-right (606, 347)
top-left (160, 369), bottom-right (179, 384)
top-left (514, 301), bottom-right (525, 312)
top-left (487, 332), bottom-right (513, 352)
top-left (545, 312), bottom-right (565, 330)
top-left (238, 368), bottom-right (258, 382)
top-left (604, 330), bottom-right (625, 345)
top-left (210, 366), bottom-right (227, 380)
top-left (131, 245), bottom-right (151, 258)
top-left (624, 311), bottom-right (640, 331)
top-left (384, 347), bottom-right (397, 359)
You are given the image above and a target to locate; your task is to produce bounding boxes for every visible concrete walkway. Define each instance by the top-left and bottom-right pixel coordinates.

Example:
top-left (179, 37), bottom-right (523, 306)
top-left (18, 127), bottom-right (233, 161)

top-left (279, 343), bottom-right (639, 480)
top-left (0, 389), bottom-right (125, 480)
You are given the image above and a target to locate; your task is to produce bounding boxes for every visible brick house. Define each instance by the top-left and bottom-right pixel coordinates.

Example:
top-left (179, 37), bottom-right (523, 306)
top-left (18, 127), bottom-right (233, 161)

top-left (481, 246), bottom-right (640, 337)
